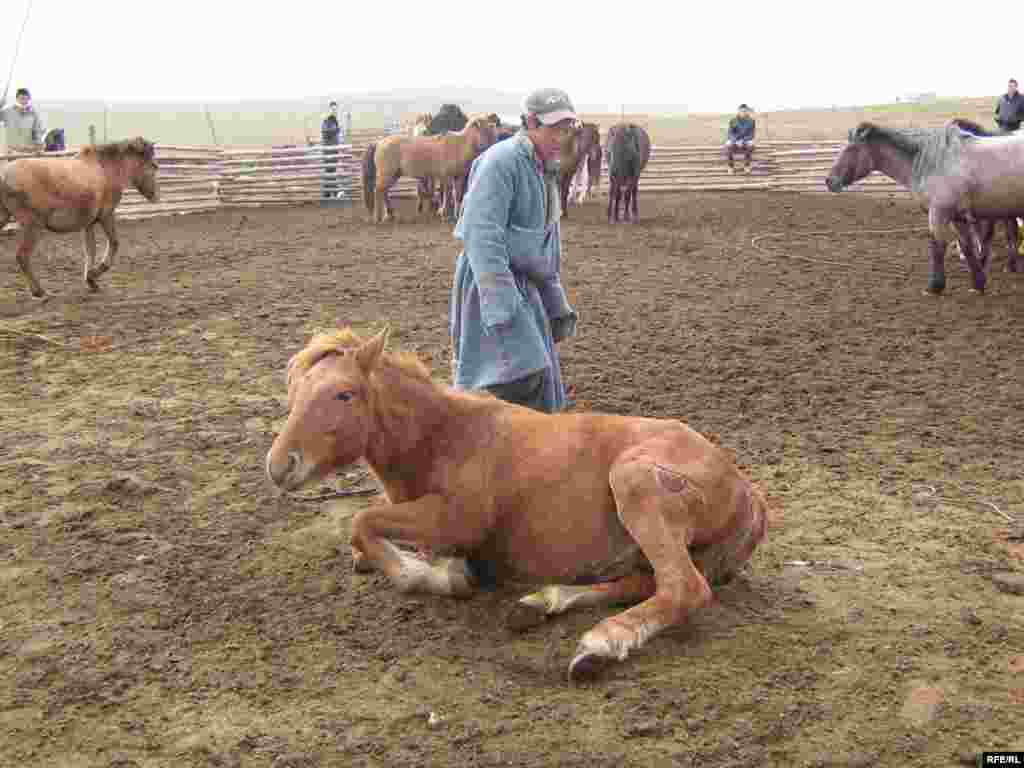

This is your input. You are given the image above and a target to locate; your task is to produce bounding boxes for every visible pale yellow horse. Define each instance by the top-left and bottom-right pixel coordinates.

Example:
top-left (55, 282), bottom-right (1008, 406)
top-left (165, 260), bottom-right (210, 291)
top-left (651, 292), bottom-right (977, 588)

top-left (361, 116), bottom-right (496, 223)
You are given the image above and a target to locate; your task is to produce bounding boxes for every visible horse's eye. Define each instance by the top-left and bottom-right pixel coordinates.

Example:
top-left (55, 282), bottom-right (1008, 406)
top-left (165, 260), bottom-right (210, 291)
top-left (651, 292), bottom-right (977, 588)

top-left (335, 391), bottom-right (354, 402)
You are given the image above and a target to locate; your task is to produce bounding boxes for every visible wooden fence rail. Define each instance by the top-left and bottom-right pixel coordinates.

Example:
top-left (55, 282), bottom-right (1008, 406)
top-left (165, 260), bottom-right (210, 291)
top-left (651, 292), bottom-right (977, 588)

top-left (1, 136), bottom-right (908, 232)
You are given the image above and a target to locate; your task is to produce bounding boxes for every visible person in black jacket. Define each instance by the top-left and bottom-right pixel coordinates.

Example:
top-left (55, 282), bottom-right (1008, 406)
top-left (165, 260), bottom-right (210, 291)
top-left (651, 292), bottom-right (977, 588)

top-left (995, 79), bottom-right (1024, 132)
top-left (725, 103), bottom-right (756, 174)
top-left (321, 101), bottom-right (342, 198)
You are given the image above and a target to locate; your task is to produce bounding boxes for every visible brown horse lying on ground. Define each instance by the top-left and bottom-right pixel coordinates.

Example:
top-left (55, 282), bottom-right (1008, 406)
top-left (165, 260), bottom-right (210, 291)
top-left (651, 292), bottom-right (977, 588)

top-left (0, 137), bottom-right (159, 298)
top-left (266, 327), bottom-right (769, 682)
top-left (362, 116), bottom-right (496, 223)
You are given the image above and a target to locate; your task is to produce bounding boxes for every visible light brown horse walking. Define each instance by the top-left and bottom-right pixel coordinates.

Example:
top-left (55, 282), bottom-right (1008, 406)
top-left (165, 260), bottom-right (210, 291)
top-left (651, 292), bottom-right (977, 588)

top-left (362, 116), bottom-right (496, 223)
top-left (1, 137), bottom-right (159, 298)
top-left (266, 327), bottom-right (769, 682)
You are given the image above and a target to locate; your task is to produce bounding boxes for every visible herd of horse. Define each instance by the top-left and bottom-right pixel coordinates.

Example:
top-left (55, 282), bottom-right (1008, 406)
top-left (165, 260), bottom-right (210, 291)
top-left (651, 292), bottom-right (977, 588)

top-left (361, 112), bottom-right (649, 225)
top-left (5, 109), bottom-right (1024, 680)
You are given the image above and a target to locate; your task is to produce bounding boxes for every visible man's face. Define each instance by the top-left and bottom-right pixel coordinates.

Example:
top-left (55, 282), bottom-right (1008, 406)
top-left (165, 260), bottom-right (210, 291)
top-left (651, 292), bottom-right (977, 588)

top-left (739, 108), bottom-right (751, 119)
top-left (329, 104), bottom-right (338, 115)
top-left (15, 93), bottom-right (30, 109)
top-left (532, 117), bottom-right (575, 162)
top-left (1009, 81), bottom-right (1018, 96)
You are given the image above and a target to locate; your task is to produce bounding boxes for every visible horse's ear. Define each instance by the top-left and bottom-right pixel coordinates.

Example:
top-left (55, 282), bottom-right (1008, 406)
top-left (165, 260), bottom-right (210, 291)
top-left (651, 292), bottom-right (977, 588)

top-left (356, 327), bottom-right (390, 373)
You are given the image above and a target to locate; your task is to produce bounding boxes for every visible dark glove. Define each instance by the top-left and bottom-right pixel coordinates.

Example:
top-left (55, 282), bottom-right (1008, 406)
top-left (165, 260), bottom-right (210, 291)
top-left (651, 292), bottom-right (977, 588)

top-left (551, 311), bottom-right (578, 344)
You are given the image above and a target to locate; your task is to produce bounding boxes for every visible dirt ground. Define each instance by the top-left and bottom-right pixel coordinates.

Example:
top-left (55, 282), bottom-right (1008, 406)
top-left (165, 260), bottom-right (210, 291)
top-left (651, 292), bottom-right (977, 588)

top-left (2, 192), bottom-right (1022, 768)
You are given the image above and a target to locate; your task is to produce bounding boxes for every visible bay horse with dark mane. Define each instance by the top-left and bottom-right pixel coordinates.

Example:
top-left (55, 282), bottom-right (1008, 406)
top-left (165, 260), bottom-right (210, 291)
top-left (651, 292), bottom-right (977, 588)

top-left (362, 116), bottom-right (496, 224)
top-left (1, 137), bottom-right (159, 298)
top-left (266, 327), bottom-right (769, 682)
top-left (558, 122), bottom-right (601, 218)
top-left (606, 123), bottom-right (651, 224)
top-left (826, 120), bottom-right (1024, 293)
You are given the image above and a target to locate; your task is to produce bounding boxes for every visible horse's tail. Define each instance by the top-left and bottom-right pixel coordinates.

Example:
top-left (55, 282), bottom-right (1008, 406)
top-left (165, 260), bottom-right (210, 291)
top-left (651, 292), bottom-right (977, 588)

top-left (362, 142), bottom-right (376, 213)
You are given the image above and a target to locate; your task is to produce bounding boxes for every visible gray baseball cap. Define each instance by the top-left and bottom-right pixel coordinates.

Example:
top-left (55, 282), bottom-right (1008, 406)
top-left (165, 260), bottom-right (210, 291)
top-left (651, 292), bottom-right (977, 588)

top-left (523, 88), bottom-right (577, 125)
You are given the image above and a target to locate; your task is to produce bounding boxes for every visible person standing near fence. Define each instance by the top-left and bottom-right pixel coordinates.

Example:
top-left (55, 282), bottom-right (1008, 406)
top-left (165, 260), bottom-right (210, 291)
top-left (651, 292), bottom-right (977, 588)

top-left (0, 87), bottom-right (46, 154)
top-left (448, 87), bottom-right (579, 413)
top-left (725, 103), bottom-right (756, 174)
top-left (321, 100), bottom-right (342, 198)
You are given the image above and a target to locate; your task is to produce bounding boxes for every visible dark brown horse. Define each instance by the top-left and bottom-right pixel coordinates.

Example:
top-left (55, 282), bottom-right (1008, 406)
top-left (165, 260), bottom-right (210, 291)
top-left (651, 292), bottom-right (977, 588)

top-left (265, 327), bottom-right (769, 682)
top-left (606, 123), bottom-right (651, 224)
top-left (826, 121), bottom-right (1024, 293)
top-left (0, 137), bottom-right (159, 298)
top-left (558, 122), bottom-right (601, 218)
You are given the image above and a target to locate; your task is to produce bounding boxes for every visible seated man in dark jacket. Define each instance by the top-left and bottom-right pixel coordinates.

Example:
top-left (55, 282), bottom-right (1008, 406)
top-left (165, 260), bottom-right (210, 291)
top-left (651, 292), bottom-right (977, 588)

top-left (725, 103), bottom-right (756, 174)
top-left (995, 79), bottom-right (1024, 133)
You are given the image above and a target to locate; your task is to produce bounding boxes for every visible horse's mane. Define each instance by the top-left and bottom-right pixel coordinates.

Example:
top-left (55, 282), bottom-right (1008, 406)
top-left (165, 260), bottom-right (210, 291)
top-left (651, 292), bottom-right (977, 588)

top-left (286, 328), bottom-right (432, 393)
top-left (78, 136), bottom-right (155, 163)
top-left (949, 118), bottom-right (1001, 137)
top-left (850, 121), bottom-right (965, 187)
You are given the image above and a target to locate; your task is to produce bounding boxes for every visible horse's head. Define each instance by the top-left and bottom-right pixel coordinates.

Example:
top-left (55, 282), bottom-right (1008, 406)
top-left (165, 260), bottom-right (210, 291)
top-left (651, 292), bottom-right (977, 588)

top-left (465, 116), bottom-right (498, 151)
top-left (266, 328), bottom-right (390, 492)
top-left (825, 124), bottom-right (878, 192)
top-left (578, 123), bottom-right (600, 155)
top-left (127, 137), bottom-right (160, 201)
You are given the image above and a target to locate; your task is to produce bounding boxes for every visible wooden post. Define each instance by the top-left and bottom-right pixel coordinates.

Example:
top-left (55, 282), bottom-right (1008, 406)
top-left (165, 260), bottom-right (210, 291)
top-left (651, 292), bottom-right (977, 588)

top-left (204, 105), bottom-right (219, 146)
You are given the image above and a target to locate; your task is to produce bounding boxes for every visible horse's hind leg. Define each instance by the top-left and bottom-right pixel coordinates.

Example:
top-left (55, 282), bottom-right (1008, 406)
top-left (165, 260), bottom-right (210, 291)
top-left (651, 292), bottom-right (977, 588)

top-left (15, 224), bottom-right (45, 298)
top-left (569, 448), bottom-right (764, 682)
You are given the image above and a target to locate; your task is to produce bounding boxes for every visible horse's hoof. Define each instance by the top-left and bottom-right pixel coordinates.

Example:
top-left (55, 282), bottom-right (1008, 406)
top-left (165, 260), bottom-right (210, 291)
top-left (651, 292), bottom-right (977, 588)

top-left (86, 279), bottom-right (100, 293)
top-left (505, 601), bottom-right (549, 633)
top-left (568, 651), bottom-right (611, 684)
top-left (921, 290), bottom-right (942, 297)
top-left (30, 292), bottom-right (49, 302)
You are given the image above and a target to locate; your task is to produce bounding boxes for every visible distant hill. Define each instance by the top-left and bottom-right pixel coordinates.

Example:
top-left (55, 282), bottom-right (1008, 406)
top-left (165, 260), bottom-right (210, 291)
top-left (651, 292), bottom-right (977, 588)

top-left (16, 90), bottom-right (999, 147)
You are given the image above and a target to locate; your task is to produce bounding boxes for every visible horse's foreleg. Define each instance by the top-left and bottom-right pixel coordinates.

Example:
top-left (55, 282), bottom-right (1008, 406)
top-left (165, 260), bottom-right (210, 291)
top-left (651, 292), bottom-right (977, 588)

top-left (350, 494), bottom-right (481, 598)
top-left (508, 573), bottom-right (657, 632)
top-left (92, 213), bottom-right (119, 282)
top-left (1006, 218), bottom-right (1020, 272)
top-left (82, 224), bottom-right (99, 292)
top-left (15, 224), bottom-right (45, 298)
top-left (631, 181), bottom-right (640, 222)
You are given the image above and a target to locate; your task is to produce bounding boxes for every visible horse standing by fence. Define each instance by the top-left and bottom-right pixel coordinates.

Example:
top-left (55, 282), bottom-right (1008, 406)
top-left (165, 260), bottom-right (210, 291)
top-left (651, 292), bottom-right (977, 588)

top-left (559, 123), bottom-right (601, 218)
top-left (363, 116), bottom-right (496, 224)
top-left (0, 137), bottom-right (159, 298)
top-left (265, 327), bottom-right (769, 682)
top-left (606, 123), bottom-right (651, 224)
top-left (825, 121), bottom-right (1024, 293)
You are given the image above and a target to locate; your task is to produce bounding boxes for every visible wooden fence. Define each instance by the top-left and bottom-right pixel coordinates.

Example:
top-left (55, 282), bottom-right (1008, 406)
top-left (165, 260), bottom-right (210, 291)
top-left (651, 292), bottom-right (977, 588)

top-left (0, 135), bottom-right (907, 232)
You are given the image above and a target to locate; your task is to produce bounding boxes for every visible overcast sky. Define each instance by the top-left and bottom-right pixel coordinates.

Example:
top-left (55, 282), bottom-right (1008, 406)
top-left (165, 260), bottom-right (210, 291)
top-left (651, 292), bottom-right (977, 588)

top-left (4, 0), bottom-right (1018, 112)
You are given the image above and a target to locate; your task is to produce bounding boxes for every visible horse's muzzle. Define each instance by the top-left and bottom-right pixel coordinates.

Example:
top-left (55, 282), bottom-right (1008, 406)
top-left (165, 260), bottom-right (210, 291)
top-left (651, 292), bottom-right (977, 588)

top-left (824, 176), bottom-right (843, 193)
top-left (265, 447), bottom-right (304, 490)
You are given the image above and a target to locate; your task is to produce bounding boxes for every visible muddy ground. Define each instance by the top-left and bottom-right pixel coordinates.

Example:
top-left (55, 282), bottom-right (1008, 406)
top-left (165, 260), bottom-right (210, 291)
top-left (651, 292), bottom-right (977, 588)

top-left (1, 192), bottom-right (1022, 768)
